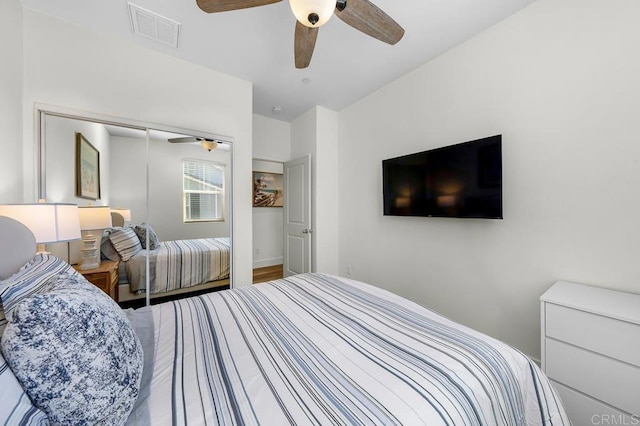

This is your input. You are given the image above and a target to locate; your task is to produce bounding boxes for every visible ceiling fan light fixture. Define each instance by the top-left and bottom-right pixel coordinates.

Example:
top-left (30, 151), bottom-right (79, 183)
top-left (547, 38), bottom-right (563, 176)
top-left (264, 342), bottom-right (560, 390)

top-left (289, 0), bottom-right (335, 27)
top-left (200, 140), bottom-right (218, 151)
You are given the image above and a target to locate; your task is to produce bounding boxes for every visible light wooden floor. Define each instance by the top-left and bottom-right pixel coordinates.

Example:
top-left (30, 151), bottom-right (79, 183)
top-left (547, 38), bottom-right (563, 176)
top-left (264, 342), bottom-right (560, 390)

top-left (253, 264), bottom-right (283, 284)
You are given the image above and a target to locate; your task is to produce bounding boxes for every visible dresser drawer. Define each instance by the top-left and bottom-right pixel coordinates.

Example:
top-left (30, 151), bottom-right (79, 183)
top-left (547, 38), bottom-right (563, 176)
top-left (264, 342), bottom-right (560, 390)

top-left (551, 380), bottom-right (638, 425)
top-left (545, 339), bottom-right (640, 415)
top-left (546, 303), bottom-right (640, 367)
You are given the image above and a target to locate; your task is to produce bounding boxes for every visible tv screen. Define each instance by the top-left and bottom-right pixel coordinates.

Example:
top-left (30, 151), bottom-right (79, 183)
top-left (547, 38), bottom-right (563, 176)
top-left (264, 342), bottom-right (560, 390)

top-left (382, 135), bottom-right (502, 219)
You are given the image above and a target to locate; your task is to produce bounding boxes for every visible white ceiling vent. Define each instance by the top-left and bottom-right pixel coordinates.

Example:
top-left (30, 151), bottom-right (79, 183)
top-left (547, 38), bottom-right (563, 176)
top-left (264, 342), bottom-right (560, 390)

top-left (128, 3), bottom-right (181, 48)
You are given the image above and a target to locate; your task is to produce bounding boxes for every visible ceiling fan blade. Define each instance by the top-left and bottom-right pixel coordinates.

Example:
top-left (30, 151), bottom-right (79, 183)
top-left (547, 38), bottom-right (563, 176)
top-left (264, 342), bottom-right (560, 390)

top-left (294, 21), bottom-right (319, 69)
top-left (168, 137), bottom-right (201, 143)
top-left (197, 0), bottom-right (281, 13)
top-left (335, 0), bottom-right (404, 45)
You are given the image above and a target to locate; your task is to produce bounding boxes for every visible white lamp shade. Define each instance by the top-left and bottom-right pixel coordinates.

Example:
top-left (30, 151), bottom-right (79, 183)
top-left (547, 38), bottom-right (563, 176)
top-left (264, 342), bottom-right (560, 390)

top-left (0, 203), bottom-right (81, 243)
top-left (78, 206), bottom-right (112, 231)
top-left (110, 208), bottom-right (132, 223)
top-left (289, 0), bottom-right (335, 27)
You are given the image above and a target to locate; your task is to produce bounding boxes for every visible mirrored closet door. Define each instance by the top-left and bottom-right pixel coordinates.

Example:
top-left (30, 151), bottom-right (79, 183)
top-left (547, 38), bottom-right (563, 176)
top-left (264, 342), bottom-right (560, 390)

top-left (38, 109), bottom-right (233, 307)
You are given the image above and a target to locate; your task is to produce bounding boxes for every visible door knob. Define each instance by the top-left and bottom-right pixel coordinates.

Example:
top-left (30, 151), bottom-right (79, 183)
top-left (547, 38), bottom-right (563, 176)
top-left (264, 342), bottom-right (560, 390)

top-left (302, 228), bottom-right (313, 234)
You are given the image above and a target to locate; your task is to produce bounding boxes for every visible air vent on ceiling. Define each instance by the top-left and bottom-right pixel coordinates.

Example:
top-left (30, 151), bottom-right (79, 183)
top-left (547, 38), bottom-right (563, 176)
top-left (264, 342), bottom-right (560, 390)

top-left (128, 3), bottom-right (181, 48)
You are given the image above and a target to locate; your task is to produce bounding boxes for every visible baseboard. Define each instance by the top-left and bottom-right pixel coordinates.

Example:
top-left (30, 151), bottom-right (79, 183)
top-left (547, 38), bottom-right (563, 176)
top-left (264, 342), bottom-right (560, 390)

top-left (253, 257), bottom-right (283, 269)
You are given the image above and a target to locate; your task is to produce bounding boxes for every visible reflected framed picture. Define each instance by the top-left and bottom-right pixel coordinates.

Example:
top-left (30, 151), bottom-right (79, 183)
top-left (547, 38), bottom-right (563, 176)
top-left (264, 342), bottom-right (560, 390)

top-left (253, 171), bottom-right (283, 207)
top-left (76, 133), bottom-right (101, 200)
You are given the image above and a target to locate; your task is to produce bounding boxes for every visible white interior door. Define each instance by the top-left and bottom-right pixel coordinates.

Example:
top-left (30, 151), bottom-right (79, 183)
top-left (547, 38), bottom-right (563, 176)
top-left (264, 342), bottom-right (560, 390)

top-left (283, 155), bottom-right (311, 277)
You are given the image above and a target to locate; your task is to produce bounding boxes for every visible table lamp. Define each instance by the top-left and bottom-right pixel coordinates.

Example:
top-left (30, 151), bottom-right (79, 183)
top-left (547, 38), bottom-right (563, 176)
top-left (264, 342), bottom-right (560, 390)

top-left (0, 203), bottom-right (81, 253)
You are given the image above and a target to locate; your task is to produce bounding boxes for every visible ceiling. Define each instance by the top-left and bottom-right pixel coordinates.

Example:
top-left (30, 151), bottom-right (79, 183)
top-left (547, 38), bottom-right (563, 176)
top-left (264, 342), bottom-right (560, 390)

top-left (20, 0), bottom-right (535, 122)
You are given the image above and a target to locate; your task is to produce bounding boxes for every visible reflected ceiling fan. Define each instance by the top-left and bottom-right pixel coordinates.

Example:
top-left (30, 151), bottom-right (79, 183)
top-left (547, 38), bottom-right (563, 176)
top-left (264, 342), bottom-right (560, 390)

top-left (196, 0), bottom-right (404, 68)
top-left (168, 136), bottom-right (220, 151)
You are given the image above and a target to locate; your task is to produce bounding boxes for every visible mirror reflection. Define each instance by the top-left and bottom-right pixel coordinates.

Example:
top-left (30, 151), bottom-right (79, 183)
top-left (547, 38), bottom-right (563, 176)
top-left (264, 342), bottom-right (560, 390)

top-left (42, 113), bottom-right (232, 307)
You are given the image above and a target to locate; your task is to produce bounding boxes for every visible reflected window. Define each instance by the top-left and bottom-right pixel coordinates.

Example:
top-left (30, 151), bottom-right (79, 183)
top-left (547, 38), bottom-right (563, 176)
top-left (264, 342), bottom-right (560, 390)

top-left (183, 159), bottom-right (225, 222)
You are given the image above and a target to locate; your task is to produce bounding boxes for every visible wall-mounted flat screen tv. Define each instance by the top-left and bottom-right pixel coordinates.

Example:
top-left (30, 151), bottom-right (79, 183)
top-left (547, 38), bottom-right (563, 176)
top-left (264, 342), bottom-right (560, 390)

top-left (383, 135), bottom-right (502, 219)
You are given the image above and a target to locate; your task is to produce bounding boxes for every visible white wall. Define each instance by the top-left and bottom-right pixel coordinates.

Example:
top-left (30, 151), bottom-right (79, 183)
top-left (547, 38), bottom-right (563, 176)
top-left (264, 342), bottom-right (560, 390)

top-left (110, 135), bottom-right (231, 241)
top-left (108, 136), bottom-right (146, 225)
top-left (314, 107), bottom-right (339, 274)
top-left (21, 9), bottom-right (254, 287)
top-left (253, 114), bottom-right (291, 161)
top-left (252, 114), bottom-right (290, 269)
top-left (290, 106), bottom-right (340, 274)
top-left (338, 0), bottom-right (640, 359)
top-left (0, 0), bottom-right (23, 202)
top-left (44, 115), bottom-right (111, 205)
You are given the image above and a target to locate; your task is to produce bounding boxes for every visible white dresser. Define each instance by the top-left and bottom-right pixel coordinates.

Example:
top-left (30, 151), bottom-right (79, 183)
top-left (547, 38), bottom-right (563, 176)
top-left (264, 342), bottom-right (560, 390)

top-left (540, 281), bottom-right (640, 425)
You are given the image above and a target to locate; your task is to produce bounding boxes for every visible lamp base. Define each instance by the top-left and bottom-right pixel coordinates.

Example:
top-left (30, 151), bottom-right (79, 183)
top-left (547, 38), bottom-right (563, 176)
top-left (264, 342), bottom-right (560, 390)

top-left (79, 231), bottom-right (100, 271)
top-left (79, 258), bottom-right (100, 270)
top-left (79, 263), bottom-right (99, 270)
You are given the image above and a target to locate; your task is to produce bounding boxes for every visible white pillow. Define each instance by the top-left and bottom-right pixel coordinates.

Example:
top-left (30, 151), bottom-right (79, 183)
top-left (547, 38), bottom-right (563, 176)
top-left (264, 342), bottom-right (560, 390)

top-left (101, 230), bottom-right (121, 262)
top-left (0, 352), bottom-right (49, 425)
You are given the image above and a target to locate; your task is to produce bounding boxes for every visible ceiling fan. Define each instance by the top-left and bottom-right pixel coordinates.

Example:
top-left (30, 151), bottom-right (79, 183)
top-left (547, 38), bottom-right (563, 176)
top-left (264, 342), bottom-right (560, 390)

top-left (168, 136), bottom-right (220, 151)
top-left (196, 0), bottom-right (404, 68)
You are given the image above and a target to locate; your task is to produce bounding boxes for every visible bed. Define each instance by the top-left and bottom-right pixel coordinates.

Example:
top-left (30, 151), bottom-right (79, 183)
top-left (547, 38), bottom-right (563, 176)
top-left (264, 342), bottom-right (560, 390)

top-left (119, 237), bottom-right (231, 298)
top-left (101, 225), bottom-right (230, 301)
top-left (0, 216), bottom-right (569, 425)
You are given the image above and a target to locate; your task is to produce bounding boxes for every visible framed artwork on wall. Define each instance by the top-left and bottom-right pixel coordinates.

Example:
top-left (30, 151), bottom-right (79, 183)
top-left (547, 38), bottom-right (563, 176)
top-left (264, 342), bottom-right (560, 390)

top-left (76, 132), bottom-right (101, 200)
top-left (253, 171), bottom-right (283, 207)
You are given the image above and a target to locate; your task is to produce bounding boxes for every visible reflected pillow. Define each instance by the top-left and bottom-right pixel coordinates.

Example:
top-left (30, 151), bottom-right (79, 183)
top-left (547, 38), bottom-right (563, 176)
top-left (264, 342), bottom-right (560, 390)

top-left (109, 227), bottom-right (142, 261)
top-left (1, 271), bottom-right (143, 426)
top-left (133, 223), bottom-right (160, 250)
top-left (0, 353), bottom-right (49, 426)
top-left (101, 229), bottom-right (121, 262)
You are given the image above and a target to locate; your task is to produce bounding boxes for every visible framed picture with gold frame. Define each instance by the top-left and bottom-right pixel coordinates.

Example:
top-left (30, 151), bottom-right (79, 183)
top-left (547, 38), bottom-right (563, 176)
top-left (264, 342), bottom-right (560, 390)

top-left (76, 133), bottom-right (101, 200)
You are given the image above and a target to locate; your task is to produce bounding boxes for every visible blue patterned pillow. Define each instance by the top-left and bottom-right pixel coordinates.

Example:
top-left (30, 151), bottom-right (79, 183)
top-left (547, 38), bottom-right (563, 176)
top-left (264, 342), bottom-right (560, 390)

top-left (0, 254), bottom-right (76, 336)
top-left (132, 223), bottom-right (160, 250)
top-left (0, 353), bottom-right (49, 425)
top-left (1, 271), bottom-right (143, 425)
top-left (109, 227), bottom-right (142, 261)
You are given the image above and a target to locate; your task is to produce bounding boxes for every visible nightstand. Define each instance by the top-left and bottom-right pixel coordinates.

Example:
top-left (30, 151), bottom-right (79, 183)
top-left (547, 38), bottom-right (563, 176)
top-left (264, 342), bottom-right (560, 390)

top-left (73, 260), bottom-right (119, 302)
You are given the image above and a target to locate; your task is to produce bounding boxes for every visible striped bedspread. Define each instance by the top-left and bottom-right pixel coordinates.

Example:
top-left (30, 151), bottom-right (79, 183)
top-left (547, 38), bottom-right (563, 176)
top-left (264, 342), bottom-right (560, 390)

top-left (125, 237), bottom-right (230, 294)
top-left (126, 273), bottom-right (568, 425)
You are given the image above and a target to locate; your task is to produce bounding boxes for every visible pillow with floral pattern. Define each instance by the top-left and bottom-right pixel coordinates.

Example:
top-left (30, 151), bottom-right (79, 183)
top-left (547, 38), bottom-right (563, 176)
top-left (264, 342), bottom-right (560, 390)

top-left (1, 269), bottom-right (143, 425)
top-left (132, 223), bottom-right (160, 250)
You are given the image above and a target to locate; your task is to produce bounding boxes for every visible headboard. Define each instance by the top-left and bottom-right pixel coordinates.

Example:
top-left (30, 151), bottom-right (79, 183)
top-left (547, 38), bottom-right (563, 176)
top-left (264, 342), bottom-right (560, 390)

top-left (0, 216), bottom-right (36, 280)
top-left (111, 212), bottom-right (125, 227)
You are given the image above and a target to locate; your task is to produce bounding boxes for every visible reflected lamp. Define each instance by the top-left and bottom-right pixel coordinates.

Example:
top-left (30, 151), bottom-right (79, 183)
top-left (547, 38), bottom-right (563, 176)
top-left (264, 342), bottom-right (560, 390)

top-left (111, 208), bottom-right (131, 227)
top-left (78, 206), bottom-right (112, 270)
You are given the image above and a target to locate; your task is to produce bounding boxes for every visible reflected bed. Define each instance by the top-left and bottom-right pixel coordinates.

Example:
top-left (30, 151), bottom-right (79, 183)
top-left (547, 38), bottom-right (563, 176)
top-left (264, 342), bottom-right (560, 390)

top-left (100, 226), bottom-right (231, 302)
top-left (120, 237), bottom-right (230, 299)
